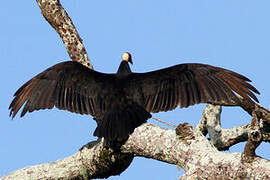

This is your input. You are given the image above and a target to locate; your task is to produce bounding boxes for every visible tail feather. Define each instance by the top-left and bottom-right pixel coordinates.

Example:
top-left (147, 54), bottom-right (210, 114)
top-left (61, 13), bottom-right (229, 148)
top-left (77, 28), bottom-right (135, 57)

top-left (93, 104), bottom-right (151, 142)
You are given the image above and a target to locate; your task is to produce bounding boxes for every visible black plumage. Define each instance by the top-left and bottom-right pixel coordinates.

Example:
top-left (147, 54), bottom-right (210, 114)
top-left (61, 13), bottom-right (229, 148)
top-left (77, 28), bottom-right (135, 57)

top-left (9, 52), bottom-right (260, 141)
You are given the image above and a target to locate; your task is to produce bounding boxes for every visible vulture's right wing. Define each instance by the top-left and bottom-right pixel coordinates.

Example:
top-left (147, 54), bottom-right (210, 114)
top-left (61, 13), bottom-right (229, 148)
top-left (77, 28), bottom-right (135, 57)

top-left (126, 63), bottom-right (259, 113)
top-left (9, 61), bottom-right (115, 118)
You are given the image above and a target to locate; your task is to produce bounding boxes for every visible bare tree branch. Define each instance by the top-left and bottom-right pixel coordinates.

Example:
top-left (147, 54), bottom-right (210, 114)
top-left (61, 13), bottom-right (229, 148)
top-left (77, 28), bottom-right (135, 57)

top-left (237, 94), bottom-right (270, 122)
top-left (125, 123), bottom-right (270, 179)
top-left (3, 122), bottom-right (270, 179)
top-left (198, 104), bottom-right (270, 151)
top-left (36, 0), bottom-right (92, 69)
top-left (1, 140), bottom-right (133, 180)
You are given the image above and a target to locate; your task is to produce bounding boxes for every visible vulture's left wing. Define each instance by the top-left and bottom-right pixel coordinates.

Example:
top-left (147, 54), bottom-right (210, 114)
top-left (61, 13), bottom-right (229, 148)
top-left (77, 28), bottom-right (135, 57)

top-left (126, 63), bottom-right (259, 113)
top-left (9, 61), bottom-right (115, 118)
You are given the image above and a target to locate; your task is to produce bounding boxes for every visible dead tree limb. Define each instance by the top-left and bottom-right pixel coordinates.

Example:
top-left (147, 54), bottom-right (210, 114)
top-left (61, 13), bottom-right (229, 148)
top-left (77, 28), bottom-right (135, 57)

top-left (36, 0), bottom-right (92, 68)
top-left (3, 121), bottom-right (270, 179)
top-left (198, 104), bottom-right (270, 151)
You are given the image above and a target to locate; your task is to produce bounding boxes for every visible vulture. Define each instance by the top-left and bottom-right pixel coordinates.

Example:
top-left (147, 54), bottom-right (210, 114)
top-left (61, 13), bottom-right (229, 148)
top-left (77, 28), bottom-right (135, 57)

top-left (9, 52), bottom-right (260, 142)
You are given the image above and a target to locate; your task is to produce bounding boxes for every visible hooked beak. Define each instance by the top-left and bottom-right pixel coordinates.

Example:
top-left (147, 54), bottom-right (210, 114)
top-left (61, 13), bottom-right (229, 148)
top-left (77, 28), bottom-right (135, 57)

top-left (129, 56), bottom-right (133, 65)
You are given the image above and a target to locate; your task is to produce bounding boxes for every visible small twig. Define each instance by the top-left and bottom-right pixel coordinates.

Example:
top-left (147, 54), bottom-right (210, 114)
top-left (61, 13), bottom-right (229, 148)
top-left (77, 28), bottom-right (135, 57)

top-left (237, 94), bottom-right (270, 123)
top-left (152, 116), bottom-right (177, 128)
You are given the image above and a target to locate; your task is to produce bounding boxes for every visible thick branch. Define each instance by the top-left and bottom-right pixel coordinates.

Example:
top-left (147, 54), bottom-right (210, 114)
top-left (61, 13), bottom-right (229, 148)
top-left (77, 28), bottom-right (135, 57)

top-left (36, 0), bottom-right (92, 68)
top-left (1, 140), bottom-right (133, 180)
top-left (3, 123), bottom-right (270, 179)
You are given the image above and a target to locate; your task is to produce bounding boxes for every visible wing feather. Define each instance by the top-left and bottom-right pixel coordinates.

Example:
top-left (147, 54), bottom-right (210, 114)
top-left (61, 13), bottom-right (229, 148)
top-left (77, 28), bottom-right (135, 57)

top-left (9, 61), bottom-right (114, 118)
top-left (125, 63), bottom-right (259, 113)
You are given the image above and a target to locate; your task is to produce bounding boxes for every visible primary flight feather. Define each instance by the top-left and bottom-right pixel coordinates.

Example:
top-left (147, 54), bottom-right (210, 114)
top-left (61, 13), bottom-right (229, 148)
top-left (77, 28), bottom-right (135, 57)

top-left (9, 52), bottom-right (260, 141)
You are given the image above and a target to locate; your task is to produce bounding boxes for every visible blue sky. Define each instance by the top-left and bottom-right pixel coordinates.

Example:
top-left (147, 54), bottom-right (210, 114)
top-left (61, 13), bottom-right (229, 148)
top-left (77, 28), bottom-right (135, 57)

top-left (1, 1), bottom-right (270, 179)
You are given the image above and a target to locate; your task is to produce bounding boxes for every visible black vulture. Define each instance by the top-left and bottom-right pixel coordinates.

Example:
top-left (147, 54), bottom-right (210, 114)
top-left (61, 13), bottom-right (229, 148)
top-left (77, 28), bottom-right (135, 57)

top-left (9, 52), bottom-right (260, 142)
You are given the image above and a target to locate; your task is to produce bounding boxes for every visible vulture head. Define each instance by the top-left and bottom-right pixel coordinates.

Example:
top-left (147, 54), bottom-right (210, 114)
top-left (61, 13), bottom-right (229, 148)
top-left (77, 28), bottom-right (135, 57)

top-left (122, 52), bottom-right (133, 64)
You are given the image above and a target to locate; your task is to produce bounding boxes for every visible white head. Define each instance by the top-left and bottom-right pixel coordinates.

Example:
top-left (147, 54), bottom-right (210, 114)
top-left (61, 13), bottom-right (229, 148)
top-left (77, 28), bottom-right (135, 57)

top-left (122, 52), bottom-right (133, 64)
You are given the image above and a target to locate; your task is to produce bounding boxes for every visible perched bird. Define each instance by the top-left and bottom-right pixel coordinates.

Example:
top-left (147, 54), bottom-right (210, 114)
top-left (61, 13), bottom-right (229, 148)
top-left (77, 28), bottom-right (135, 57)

top-left (9, 52), bottom-right (259, 142)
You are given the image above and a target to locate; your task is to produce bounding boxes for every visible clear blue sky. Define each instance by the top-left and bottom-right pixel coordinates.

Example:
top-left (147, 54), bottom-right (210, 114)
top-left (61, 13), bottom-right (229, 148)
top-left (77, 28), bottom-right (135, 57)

top-left (1, 1), bottom-right (270, 179)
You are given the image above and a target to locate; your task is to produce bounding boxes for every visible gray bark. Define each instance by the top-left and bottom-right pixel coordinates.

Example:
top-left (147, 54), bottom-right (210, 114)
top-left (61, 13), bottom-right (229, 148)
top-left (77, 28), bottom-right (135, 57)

top-left (3, 115), bottom-right (270, 179)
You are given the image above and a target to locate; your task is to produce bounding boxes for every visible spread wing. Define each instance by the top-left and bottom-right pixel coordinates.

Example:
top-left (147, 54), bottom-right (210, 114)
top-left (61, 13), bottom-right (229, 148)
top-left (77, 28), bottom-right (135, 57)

top-left (9, 61), bottom-right (115, 118)
top-left (126, 63), bottom-right (259, 113)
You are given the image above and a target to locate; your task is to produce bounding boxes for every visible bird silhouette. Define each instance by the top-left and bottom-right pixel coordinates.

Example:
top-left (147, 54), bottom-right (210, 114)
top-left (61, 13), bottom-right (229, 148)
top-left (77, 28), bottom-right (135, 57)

top-left (9, 52), bottom-right (259, 142)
